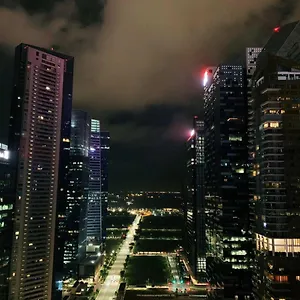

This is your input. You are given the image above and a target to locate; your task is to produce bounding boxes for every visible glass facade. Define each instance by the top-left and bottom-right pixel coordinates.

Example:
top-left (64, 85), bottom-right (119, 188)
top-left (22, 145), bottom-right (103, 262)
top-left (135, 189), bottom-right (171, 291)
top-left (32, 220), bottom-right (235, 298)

top-left (100, 131), bottom-right (110, 244)
top-left (204, 65), bottom-right (251, 299)
top-left (185, 117), bottom-right (206, 282)
top-left (0, 145), bottom-right (12, 300)
top-left (251, 53), bottom-right (300, 300)
top-left (64, 110), bottom-right (91, 272)
top-left (8, 44), bottom-right (73, 300)
top-left (86, 119), bottom-right (102, 248)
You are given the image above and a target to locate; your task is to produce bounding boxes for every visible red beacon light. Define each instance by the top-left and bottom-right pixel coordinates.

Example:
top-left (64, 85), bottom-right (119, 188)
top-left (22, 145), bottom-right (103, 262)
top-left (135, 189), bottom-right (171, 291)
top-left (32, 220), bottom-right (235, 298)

top-left (274, 26), bottom-right (280, 33)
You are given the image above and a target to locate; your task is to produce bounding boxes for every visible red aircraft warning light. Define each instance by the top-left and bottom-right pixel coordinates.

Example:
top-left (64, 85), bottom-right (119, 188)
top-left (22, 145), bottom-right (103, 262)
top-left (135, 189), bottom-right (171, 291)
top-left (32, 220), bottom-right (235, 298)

top-left (274, 26), bottom-right (280, 33)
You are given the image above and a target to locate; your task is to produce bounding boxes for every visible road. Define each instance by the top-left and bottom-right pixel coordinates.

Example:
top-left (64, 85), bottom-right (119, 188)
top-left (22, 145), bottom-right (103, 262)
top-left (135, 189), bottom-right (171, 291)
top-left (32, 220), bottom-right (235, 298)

top-left (97, 215), bottom-right (141, 300)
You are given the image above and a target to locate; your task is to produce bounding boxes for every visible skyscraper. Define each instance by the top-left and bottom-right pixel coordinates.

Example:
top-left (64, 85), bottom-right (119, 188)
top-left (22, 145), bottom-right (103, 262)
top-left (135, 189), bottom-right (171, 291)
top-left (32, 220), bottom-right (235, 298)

top-left (204, 65), bottom-right (251, 299)
top-left (100, 131), bottom-right (110, 244)
top-left (86, 119), bottom-right (102, 249)
top-left (263, 21), bottom-right (300, 62)
top-left (0, 144), bottom-right (12, 300)
top-left (251, 52), bottom-right (300, 300)
top-left (8, 44), bottom-right (73, 300)
top-left (185, 116), bottom-right (206, 282)
top-left (64, 110), bottom-right (91, 272)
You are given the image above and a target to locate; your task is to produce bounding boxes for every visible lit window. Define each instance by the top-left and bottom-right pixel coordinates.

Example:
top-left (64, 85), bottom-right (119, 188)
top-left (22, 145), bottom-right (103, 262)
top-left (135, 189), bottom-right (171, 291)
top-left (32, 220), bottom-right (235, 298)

top-left (274, 275), bottom-right (288, 282)
top-left (270, 122), bottom-right (279, 128)
top-left (46, 86), bottom-right (51, 91)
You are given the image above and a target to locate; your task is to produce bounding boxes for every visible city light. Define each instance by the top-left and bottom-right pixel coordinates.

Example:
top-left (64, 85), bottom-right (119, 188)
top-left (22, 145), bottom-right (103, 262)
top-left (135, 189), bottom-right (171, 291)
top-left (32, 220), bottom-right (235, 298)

top-left (0, 150), bottom-right (9, 160)
top-left (190, 129), bottom-right (195, 137)
top-left (203, 70), bottom-right (208, 86)
top-left (274, 26), bottom-right (280, 33)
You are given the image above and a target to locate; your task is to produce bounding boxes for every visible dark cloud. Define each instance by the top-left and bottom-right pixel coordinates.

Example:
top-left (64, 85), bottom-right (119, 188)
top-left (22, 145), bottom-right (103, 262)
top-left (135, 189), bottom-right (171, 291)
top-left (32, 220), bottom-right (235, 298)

top-left (0, 0), bottom-right (298, 110)
top-left (0, 0), bottom-right (299, 190)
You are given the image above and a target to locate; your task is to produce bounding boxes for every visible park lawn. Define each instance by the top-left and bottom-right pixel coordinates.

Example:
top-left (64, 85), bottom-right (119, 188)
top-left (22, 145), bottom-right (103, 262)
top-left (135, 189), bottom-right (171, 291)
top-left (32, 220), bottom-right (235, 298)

top-left (105, 239), bottom-right (123, 254)
top-left (139, 215), bottom-right (183, 230)
top-left (106, 215), bottom-right (135, 228)
top-left (106, 228), bottom-right (128, 238)
top-left (125, 256), bottom-right (171, 285)
top-left (134, 239), bottom-right (180, 253)
top-left (139, 229), bottom-right (182, 240)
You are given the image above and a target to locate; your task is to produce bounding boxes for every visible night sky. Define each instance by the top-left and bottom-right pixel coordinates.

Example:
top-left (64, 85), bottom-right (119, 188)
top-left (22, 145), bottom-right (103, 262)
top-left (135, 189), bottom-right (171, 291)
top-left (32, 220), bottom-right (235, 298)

top-left (0, 0), bottom-right (298, 191)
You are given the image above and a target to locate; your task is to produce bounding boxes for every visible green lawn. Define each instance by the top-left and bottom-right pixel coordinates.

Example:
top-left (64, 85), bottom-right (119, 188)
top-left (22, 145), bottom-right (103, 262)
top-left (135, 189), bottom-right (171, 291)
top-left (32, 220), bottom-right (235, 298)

top-left (125, 256), bottom-right (171, 285)
top-left (106, 215), bottom-right (135, 228)
top-left (107, 228), bottom-right (128, 238)
top-left (134, 240), bottom-right (180, 253)
top-left (139, 215), bottom-right (183, 230)
top-left (105, 239), bottom-right (123, 254)
top-left (139, 230), bottom-right (182, 240)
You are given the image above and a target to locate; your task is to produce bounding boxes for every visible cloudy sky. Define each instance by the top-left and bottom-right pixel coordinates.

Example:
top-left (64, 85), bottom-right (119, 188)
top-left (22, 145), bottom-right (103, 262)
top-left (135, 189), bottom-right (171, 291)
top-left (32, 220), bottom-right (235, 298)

top-left (0, 0), bottom-right (298, 191)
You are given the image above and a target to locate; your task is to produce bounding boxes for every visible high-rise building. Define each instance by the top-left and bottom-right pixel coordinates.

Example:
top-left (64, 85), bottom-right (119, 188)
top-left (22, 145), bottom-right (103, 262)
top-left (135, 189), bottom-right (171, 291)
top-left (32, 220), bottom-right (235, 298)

top-left (251, 52), bottom-right (300, 300)
top-left (204, 65), bottom-right (251, 299)
top-left (185, 116), bottom-right (206, 282)
top-left (8, 44), bottom-right (73, 300)
top-left (246, 47), bottom-right (262, 290)
top-left (263, 21), bottom-right (300, 62)
top-left (64, 110), bottom-right (91, 272)
top-left (100, 131), bottom-right (110, 244)
top-left (86, 119), bottom-right (102, 249)
top-left (0, 144), bottom-right (13, 300)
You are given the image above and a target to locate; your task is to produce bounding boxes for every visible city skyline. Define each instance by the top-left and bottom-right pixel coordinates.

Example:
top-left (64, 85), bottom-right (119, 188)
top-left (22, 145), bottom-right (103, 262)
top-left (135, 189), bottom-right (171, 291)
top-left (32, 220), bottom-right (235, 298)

top-left (2, 3), bottom-right (300, 300)
top-left (0, 1), bottom-right (299, 191)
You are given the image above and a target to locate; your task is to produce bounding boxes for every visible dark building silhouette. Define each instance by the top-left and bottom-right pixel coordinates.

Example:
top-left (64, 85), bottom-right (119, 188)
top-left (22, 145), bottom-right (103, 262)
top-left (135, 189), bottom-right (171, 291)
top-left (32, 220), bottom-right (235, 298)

top-left (204, 65), bottom-right (251, 299)
top-left (86, 119), bottom-right (103, 251)
top-left (8, 44), bottom-right (73, 300)
top-left (100, 131), bottom-right (110, 244)
top-left (64, 110), bottom-right (91, 274)
top-left (0, 144), bottom-right (12, 300)
top-left (251, 53), bottom-right (300, 300)
top-left (184, 116), bottom-right (206, 282)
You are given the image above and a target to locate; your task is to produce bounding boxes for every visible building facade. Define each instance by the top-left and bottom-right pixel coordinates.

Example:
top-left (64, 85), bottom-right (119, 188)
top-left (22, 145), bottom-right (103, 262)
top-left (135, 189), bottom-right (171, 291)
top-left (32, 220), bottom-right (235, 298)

top-left (86, 119), bottom-right (102, 250)
top-left (251, 53), bottom-right (300, 300)
top-left (64, 110), bottom-right (91, 273)
top-left (8, 44), bottom-right (73, 300)
top-left (185, 116), bottom-right (206, 282)
top-left (0, 144), bottom-right (12, 300)
top-left (204, 65), bottom-right (251, 299)
top-left (263, 21), bottom-right (300, 62)
top-left (100, 131), bottom-right (110, 245)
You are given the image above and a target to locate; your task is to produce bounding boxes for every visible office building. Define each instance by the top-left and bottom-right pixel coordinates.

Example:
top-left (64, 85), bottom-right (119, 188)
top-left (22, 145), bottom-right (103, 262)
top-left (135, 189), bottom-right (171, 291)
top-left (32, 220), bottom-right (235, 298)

top-left (86, 119), bottom-right (102, 250)
top-left (185, 116), bottom-right (205, 282)
top-left (251, 52), bottom-right (300, 300)
top-left (64, 110), bottom-right (91, 272)
top-left (0, 144), bottom-right (12, 300)
top-left (263, 21), bottom-right (300, 62)
top-left (8, 44), bottom-right (73, 300)
top-left (204, 65), bottom-right (251, 299)
top-left (100, 131), bottom-right (110, 244)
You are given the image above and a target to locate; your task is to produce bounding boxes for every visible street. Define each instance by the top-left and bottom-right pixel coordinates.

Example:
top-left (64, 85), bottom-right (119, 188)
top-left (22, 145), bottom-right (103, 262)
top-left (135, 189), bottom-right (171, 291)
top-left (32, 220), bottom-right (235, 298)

top-left (97, 215), bottom-right (141, 300)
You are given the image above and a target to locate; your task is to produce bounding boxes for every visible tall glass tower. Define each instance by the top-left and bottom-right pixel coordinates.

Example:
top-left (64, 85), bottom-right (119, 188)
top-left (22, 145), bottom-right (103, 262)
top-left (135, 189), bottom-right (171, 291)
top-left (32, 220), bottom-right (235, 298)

top-left (251, 52), bottom-right (300, 300)
top-left (100, 131), bottom-right (110, 244)
top-left (86, 119), bottom-right (102, 249)
top-left (0, 144), bottom-right (12, 300)
top-left (185, 116), bottom-right (206, 282)
top-left (204, 65), bottom-right (251, 299)
top-left (8, 44), bottom-right (73, 300)
top-left (64, 110), bottom-right (90, 273)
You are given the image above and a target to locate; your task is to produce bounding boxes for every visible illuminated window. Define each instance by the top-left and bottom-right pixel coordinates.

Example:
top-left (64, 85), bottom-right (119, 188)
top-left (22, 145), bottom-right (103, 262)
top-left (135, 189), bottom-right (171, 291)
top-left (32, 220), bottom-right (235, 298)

top-left (229, 135), bottom-right (242, 141)
top-left (270, 122), bottom-right (279, 128)
top-left (296, 276), bottom-right (300, 281)
top-left (274, 275), bottom-right (288, 282)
